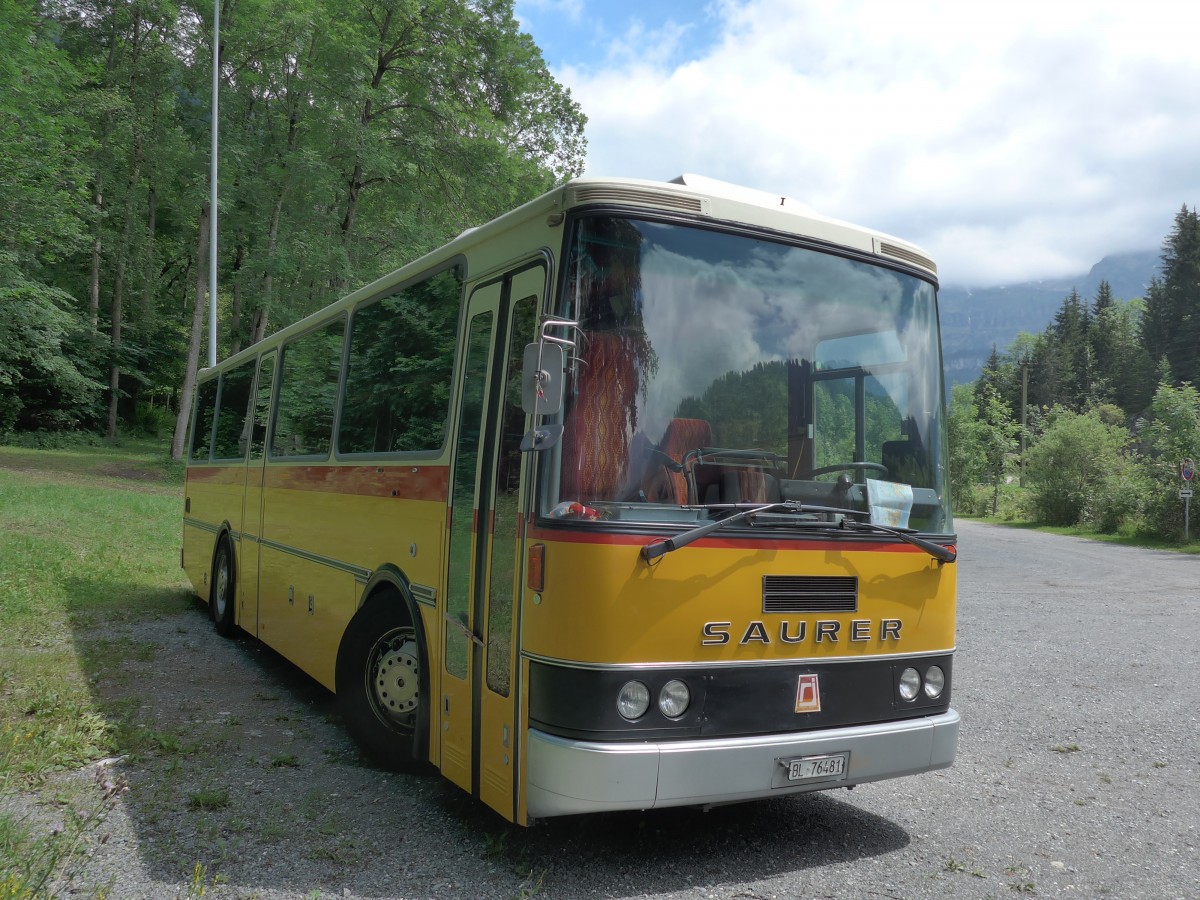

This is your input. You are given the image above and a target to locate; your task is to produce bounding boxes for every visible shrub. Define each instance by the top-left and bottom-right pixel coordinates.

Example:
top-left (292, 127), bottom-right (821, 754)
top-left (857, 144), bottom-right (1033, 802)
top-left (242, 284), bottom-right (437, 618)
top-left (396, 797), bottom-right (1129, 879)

top-left (1135, 382), bottom-right (1200, 540)
top-left (1024, 407), bottom-right (1133, 528)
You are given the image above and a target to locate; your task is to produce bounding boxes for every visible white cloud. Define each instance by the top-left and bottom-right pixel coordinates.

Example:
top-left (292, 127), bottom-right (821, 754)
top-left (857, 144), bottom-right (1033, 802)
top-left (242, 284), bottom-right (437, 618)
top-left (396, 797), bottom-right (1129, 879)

top-left (553, 0), bottom-right (1200, 286)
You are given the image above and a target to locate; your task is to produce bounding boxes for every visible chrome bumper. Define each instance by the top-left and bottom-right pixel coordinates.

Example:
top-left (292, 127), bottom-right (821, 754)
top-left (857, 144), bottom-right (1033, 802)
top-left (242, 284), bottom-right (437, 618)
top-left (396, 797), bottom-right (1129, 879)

top-left (526, 709), bottom-right (960, 818)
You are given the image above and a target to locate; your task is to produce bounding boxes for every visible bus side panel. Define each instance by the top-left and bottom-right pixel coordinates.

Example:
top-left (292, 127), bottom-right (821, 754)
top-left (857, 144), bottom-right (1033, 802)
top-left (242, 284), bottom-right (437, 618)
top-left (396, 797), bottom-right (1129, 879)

top-left (522, 534), bottom-right (956, 665)
top-left (257, 471), bottom-right (362, 690)
top-left (182, 520), bottom-right (213, 600)
top-left (183, 465), bottom-right (250, 604)
top-left (256, 465), bottom-right (449, 691)
top-left (257, 543), bottom-right (357, 690)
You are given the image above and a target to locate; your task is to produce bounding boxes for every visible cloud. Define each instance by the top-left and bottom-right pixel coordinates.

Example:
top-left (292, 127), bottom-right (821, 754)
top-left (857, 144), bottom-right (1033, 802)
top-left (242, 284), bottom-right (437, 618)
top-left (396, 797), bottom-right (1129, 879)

top-left (552, 0), bottom-right (1200, 286)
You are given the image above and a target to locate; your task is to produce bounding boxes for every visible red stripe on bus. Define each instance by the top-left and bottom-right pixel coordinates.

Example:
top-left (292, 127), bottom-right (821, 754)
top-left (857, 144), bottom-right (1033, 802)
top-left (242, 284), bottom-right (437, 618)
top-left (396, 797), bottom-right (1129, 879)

top-left (184, 466), bottom-right (246, 486)
top-left (525, 525), bottom-right (948, 554)
top-left (262, 464), bottom-right (450, 501)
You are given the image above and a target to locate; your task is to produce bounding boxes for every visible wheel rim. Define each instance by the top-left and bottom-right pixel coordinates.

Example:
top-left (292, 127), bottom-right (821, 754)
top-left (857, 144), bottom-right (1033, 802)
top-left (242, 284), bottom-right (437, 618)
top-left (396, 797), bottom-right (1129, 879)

top-left (214, 550), bottom-right (230, 619)
top-left (367, 627), bottom-right (420, 730)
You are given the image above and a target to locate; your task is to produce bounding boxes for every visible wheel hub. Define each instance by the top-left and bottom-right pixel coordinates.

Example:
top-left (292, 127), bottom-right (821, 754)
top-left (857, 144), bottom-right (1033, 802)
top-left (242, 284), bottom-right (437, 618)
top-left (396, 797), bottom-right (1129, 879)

top-left (373, 634), bottom-right (420, 719)
top-left (214, 556), bottom-right (229, 615)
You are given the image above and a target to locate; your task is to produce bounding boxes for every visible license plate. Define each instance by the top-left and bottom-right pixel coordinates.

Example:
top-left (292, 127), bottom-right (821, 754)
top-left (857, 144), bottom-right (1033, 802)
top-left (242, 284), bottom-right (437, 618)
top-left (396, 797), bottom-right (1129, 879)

top-left (784, 752), bottom-right (848, 783)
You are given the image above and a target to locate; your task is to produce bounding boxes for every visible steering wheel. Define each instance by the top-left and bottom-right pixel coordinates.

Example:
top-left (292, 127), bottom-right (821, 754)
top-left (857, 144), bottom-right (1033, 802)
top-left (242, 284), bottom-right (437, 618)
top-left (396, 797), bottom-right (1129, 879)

top-left (809, 461), bottom-right (889, 479)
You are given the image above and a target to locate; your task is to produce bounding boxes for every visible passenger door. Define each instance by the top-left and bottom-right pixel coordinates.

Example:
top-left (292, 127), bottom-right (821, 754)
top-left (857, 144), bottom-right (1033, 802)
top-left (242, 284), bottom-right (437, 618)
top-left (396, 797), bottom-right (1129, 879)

top-left (439, 263), bottom-right (543, 818)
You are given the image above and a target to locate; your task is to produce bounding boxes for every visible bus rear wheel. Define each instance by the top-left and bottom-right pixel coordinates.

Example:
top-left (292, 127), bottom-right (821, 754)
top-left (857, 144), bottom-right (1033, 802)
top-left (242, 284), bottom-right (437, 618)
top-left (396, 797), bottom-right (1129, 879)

top-left (336, 597), bottom-right (429, 772)
top-left (211, 538), bottom-right (237, 638)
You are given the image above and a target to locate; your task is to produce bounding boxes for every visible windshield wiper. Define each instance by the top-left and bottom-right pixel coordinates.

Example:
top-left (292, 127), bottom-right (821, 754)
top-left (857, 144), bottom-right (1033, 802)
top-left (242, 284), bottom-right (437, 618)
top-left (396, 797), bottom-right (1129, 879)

top-left (641, 501), bottom-right (806, 561)
top-left (837, 518), bottom-right (957, 564)
top-left (639, 501), bottom-right (956, 564)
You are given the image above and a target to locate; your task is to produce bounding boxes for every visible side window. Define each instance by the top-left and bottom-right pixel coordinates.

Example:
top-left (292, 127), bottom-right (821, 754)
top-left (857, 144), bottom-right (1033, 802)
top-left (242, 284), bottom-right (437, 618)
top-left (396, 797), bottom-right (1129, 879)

top-left (445, 311), bottom-right (493, 681)
top-left (189, 378), bottom-right (219, 462)
top-left (212, 361), bottom-right (256, 460)
top-left (339, 266), bottom-right (463, 454)
top-left (486, 294), bottom-right (537, 697)
top-left (272, 318), bottom-right (346, 458)
top-left (249, 354), bottom-right (275, 459)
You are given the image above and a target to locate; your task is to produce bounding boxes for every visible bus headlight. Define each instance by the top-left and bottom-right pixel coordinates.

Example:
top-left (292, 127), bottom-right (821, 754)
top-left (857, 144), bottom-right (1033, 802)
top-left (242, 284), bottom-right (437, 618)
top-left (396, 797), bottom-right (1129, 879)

top-left (658, 680), bottom-right (690, 718)
top-left (924, 665), bottom-right (945, 699)
top-left (617, 681), bottom-right (651, 720)
top-left (898, 667), bottom-right (921, 701)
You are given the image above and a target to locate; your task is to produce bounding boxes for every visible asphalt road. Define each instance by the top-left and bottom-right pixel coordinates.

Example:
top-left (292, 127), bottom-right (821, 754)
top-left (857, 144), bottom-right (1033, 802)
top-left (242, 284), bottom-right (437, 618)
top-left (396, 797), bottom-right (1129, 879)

top-left (72, 519), bottom-right (1199, 899)
top-left (504, 519), bottom-right (1200, 900)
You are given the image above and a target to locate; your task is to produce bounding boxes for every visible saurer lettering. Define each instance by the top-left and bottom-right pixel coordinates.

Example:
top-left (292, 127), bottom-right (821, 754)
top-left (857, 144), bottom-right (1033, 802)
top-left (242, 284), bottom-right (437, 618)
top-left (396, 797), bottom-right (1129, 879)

top-left (701, 619), bottom-right (903, 646)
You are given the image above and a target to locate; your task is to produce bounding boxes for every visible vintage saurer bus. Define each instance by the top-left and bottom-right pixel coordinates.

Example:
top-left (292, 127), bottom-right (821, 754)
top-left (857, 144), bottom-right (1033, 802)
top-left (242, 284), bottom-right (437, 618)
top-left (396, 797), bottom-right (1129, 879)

top-left (183, 174), bottom-right (959, 825)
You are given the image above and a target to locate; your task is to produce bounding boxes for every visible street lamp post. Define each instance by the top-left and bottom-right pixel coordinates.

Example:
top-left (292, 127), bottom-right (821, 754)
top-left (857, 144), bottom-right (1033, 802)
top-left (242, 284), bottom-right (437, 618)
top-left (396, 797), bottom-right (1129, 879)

top-left (208, 0), bottom-right (219, 368)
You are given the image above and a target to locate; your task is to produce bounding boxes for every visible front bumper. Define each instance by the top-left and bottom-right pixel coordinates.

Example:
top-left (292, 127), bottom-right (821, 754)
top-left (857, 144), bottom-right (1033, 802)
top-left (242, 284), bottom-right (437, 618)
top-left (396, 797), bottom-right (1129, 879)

top-left (526, 708), bottom-right (960, 818)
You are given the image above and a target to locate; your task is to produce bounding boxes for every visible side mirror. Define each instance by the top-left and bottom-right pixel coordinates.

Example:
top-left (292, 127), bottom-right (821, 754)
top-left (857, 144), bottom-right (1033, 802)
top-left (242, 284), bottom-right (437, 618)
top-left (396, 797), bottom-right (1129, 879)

top-left (520, 342), bottom-right (564, 416)
top-left (519, 423), bottom-right (563, 452)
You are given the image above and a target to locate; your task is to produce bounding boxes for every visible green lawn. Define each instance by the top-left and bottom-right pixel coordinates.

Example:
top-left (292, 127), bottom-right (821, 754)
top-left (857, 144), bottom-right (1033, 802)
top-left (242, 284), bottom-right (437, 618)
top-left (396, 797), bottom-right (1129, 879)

top-left (0, 439), bottom-right (189, 897)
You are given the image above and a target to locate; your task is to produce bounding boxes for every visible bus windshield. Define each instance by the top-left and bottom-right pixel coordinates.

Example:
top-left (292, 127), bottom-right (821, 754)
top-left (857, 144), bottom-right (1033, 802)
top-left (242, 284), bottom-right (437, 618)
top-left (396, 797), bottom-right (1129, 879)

top-left (546, 215), bottom-right (952, 535)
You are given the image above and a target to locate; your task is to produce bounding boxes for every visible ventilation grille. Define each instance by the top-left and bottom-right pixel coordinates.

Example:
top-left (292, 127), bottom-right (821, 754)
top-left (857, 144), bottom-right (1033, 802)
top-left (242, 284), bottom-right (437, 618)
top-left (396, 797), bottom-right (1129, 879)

top-left (763, 575), bottom-right (858, 613)
top-left (879, 241), bottom-right (938, 274)
top-left (572, 186), bottom-right (708, 215)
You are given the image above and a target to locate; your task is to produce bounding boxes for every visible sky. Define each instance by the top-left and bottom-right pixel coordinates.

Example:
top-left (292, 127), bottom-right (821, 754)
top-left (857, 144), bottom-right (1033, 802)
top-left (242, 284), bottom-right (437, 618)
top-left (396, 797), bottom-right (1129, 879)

top-left (512, 0), bottom-right (1200, 288)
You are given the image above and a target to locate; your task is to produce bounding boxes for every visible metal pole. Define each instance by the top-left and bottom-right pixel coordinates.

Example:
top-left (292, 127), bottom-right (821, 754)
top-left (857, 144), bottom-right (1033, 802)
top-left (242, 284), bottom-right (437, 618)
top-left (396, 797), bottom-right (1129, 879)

top-left (1019, 363), bottom-right (1028, 487)
top-left (208, 0), bottom-right (219, 368)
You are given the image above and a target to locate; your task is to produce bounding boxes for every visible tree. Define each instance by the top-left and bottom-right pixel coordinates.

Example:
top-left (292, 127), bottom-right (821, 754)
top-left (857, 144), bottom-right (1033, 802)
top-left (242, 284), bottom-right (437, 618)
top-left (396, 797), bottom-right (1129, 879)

top-left (166, 0), bottom-right (588, 457)
top-left (1141, 206), bottom-right (1200, 387)
top-left (0, 277), bottom-right (103, 432)
top-left (946, 383), bottom-right (987, 514)
top-left (1137, 381), bottom-right (1200, 539)
top-left (976, 383), bottom-right (1019, 516)
top-left (1092, 296), bottom-right (1152, 414)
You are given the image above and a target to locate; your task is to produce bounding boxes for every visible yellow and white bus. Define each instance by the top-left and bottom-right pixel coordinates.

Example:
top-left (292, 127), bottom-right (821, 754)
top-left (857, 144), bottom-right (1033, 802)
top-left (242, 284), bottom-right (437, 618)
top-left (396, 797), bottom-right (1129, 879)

top-left (182, 174), bottom-right (959, 825)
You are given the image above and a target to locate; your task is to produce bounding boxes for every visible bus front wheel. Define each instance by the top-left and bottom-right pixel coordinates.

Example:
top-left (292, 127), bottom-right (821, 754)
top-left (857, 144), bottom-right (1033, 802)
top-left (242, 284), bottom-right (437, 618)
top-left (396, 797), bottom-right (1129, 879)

top-left (336, 597), bottom-right (429, 772)
top-left (211, 538), bottom-right (237, 638)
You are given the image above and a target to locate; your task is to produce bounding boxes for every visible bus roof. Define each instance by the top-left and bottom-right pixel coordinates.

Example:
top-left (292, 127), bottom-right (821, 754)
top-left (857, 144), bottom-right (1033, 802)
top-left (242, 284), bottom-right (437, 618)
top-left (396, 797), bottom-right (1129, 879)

top-left (202, 174), bottom-right (937, 375)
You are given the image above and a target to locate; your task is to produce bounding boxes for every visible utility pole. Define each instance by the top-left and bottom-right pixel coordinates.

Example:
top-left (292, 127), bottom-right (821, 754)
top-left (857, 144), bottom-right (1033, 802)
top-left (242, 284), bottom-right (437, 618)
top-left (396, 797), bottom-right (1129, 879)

top-left (1019, 363), bottom-right (1028, 487)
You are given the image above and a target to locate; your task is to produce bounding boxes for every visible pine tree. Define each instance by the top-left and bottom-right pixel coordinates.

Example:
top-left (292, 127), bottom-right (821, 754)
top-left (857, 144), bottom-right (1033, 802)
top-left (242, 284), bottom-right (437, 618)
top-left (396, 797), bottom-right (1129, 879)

top-left (1141, 206), bottom-right (1200, 386)
top-left (1161, 206), bottom-right (1200, 385)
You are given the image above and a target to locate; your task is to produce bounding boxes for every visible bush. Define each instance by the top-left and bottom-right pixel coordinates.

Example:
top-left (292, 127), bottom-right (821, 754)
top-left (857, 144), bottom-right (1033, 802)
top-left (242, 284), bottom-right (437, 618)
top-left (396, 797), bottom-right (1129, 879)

top-left (1134, 383), bottom-right (1200, 540)
top-left (1085, 450), bottom-right (1150, 534)
top-left (130, 401), bottom-right (175, 438)
top-left (1024, 407), bottom-right (1133, 528)
top-left (0, 429), bottom-right (107, 450)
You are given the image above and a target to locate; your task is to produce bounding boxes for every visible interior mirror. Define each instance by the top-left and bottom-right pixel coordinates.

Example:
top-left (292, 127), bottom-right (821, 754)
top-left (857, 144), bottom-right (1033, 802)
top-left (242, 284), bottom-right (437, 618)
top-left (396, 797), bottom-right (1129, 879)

top-left (521, 342), bottom-right (564, 415)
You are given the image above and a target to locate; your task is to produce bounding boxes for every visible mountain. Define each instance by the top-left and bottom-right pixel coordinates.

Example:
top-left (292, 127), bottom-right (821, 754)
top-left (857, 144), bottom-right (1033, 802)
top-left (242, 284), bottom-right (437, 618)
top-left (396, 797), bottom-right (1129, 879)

top-left (939, 250), bottom-right (1160, 386)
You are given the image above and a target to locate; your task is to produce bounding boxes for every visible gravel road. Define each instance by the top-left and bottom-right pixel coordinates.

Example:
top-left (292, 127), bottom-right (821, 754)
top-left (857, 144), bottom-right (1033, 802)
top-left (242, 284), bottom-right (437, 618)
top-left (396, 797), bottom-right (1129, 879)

top-left (52, 520), bottom-right (1200, 898)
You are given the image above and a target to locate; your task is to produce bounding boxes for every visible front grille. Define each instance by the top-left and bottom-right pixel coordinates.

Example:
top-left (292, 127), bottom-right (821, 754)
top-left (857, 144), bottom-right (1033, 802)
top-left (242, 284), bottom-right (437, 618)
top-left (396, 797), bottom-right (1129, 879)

top-left (763, 575), bottom-right (858, 613)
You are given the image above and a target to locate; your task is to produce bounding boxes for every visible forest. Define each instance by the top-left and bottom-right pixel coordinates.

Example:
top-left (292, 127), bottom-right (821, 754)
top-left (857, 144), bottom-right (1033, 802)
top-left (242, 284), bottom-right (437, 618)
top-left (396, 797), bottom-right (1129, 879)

top-left (1, 0), bottom-right (586, 454)
top-left (4, 0), bottom-right (1200, 542)
top-left (950, 205), bottom-right (1200, 540)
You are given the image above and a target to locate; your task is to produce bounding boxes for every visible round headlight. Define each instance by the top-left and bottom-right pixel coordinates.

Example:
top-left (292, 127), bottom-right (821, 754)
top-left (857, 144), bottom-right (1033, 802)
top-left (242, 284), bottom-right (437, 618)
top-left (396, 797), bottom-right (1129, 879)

top-left (898, 667), bottom-right (921, 701)
top-left (658, 679), bottom-right (691, 718)
top-left (924, 665), bottom-right (945, 699)
top-left (617, 680), bottom-right (651, 720)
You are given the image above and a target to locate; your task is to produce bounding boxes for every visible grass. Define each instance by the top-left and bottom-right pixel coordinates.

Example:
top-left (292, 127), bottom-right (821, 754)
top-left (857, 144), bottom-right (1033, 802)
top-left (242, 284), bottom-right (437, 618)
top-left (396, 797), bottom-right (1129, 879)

top-left (0, 437), bottom-right (187, 897)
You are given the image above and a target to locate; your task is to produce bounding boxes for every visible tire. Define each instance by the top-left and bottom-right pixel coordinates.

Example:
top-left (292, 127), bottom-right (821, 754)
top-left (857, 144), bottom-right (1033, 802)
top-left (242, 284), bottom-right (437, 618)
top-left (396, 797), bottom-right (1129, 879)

top-left (210, 537), bottom-right (237, 638)
top-left (335, 594), bottom-right (429, 772)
